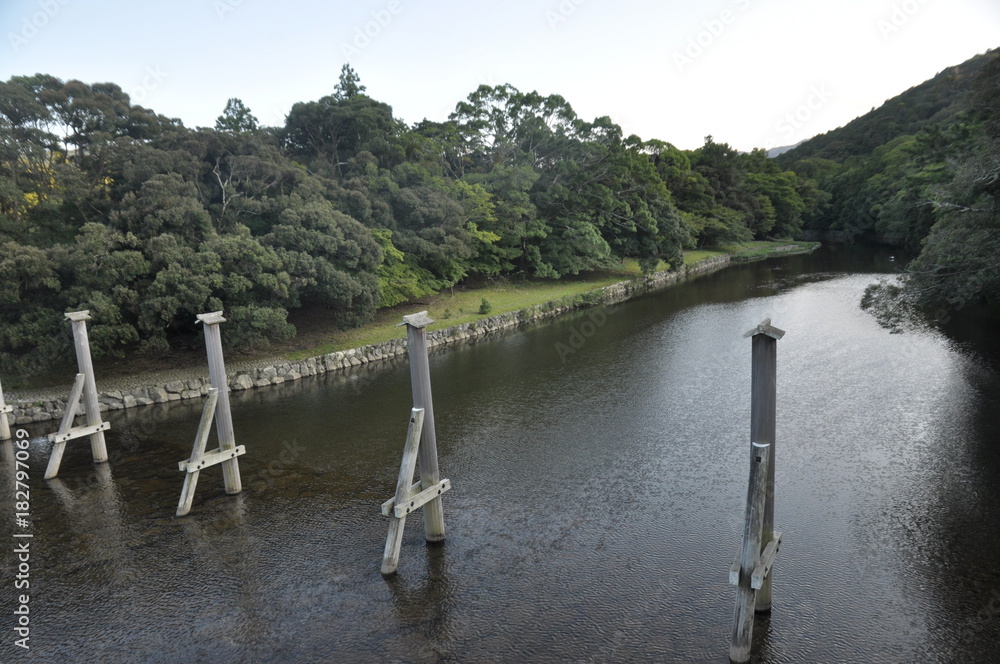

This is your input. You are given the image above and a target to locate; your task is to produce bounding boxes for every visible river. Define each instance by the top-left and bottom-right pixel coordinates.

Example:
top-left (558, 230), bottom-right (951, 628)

top-left (2, 245), bottom-right (998, 663)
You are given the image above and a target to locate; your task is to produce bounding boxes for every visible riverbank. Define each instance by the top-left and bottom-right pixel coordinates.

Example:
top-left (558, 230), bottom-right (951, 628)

top-left (1, 241), bottom-right (817, 423)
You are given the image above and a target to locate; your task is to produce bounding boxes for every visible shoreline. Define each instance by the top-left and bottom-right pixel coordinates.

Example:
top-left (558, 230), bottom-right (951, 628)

top-left (2, 244), bottom-right (815, 425)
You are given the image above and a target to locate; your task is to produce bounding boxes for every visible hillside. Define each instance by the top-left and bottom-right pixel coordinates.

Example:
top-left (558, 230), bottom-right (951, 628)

top-left (777, 48), bottom-right (999, 330)
top-left (777, 51), bottom-right (994, 167)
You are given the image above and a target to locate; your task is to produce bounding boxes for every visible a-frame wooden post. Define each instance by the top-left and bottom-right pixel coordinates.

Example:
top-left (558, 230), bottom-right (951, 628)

top-left (0, 375), bottom-right (12, 441)
top-left (379, 408), bottom-right (452, 575)
top-left (45, 311), bottom-right (110, 479)
top-left (400, 311), bottom-right (446, 542)
top-left (379, 311), bottom-right (453, 575)
top-left (198, 311), bottom-right (242, 494)
top-left (382, 408), bottom-right (451, 576)
top-left (175, 311), bottom-right (246, 516)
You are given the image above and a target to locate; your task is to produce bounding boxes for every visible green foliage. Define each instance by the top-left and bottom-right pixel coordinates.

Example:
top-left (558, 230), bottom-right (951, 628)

top-left (0, 69), bottom-right (829, 377)
top-left (215, 98), bottom-right (259, 134)
top-left (815, 49), bottom-right (1000, 326)
top-left (777, 51), bottom-right (996, 166)
top-left (334, 64), bottom-right (366, 100)
top-left (478, 298), bottom-right (493, 315)
top-left (224, 304), bottom-right (296, 351)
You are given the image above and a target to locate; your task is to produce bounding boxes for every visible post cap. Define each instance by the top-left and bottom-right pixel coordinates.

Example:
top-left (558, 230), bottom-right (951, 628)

top-left (743, 318), bottom-right (785, 340)
top-left (64, 310), bottom-right (91, 322)
top-left (196, 311), bottom-right (227, 325)
top-left (398, 311), bottom-right (434, 329)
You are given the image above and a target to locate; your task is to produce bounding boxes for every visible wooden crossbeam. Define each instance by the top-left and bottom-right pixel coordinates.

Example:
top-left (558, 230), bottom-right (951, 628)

top-left (45, 373), bottom-right (111, 480)
top-left (752, 531), bottom-right (782, 590)
top-left (381, 482), bottom-right (421, 516)
top-left (49, 422), bottom-right (111, 445)
top-left (178, 445), bottom-right (246, 473)
top-left (729, 530), bottom-right (782, 589)
top-left (177, 388), bottom-right (235, 516)
top-left (381, 479), bottom-right (452, 519)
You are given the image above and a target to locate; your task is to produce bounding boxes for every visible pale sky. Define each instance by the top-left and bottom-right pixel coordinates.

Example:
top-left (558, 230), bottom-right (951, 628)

top-left (2, 0), bottom-right (998, 152)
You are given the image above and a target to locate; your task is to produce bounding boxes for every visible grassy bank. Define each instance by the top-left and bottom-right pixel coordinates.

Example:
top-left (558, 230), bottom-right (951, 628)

top-left (283, 240), bottom-right (817, 360)
top-left (10, 240), bottom-right (815, 392)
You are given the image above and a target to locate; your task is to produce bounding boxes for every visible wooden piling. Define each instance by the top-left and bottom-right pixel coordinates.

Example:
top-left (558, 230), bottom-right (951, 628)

top-left (174, 311), bottom-right (248, 515)
top-left (67, 311), bottom-right (109, 463)
top-left (727, 319), bottom-right (785, 661)
top-left (400, 312), bottom-right (446, 542)
top-left (729, 442), bottom-right (771, 663)
top-left (743, 318), bottom-right (783, 612)
top-left (197, 311), bottom-right (242, 494)
top-left (44, 312), bottom-right (111, 479)
top-left (0, 375), bottom-right (11, 441)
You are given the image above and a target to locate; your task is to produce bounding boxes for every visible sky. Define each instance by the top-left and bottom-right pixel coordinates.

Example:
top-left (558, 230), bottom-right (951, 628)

top-left (1, 0), bottom-right (999, 152)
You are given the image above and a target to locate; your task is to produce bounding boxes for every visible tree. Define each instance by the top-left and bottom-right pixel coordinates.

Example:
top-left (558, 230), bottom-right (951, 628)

top-left (283, 95), bottom-right (400, 176)
top-left (862, 51), bottom-right (1000, 328)
top-left (215, 98), bottom-right (259, 134)
top-left (333, 64), bottom-right (366, 100)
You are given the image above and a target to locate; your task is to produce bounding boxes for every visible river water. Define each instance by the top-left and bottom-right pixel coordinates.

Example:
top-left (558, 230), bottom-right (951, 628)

top-left (2, 246), bottom-right (998, 663)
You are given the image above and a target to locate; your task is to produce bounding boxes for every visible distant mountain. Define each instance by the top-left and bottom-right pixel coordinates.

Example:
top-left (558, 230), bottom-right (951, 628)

top-left (766, 142), bottom-right (802, 158)
top-left (776, 50), bottom-right (995, 167)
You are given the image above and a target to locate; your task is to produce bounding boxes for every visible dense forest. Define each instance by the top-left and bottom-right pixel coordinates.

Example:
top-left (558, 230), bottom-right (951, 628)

top-left (778, 49), bottom-right (999, 328)
top-left (2, 47), bottom-right (996, 376)
top-left (0, 65), bottom-right (823, 375)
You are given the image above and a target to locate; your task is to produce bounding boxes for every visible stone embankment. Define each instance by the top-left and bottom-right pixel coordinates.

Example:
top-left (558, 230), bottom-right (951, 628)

top-left (4, 255), bottom-right (730, 425)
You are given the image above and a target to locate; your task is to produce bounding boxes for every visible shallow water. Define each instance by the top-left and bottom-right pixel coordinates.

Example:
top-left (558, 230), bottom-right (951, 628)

top-left (3, 246), bottom-right (999, 663)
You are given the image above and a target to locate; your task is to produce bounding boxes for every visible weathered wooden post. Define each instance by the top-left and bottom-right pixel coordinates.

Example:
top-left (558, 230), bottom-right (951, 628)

top-left (728, 319), bottom-right (784, 662)
top-left (380, 408), bottom-right (454, 574)
top-left (175, 312), bottom-right (246, 516)
top-left (45, 311), bottom-right (111, 479)
top-left (0, 375), bottom-right (12, 441)
top-left (198, 311), bottom-right (242, 495)
top-left (379, 312), bottom-right (452, 574)
top-left (745, 318), bottom-right (783, 612)
top-left (729, 442), bottom-right (771, 663)
top-left (399, 311), bottom-right (446, 543)
top-left (381, 408), bottom-right (425, 574)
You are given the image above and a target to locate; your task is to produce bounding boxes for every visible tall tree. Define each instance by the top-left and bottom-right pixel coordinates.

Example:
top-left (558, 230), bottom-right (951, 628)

top-left (215, 98), bottom-right (259, 134)
top-left (333, 64), bottom-right (366, 100)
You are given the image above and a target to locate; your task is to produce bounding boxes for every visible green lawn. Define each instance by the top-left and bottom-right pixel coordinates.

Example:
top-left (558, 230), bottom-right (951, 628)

top-left (11, 241), bottom-right (814, 392)
top-left (286, 241), bottom-right (817, 360)
top-left (286, 271), bottom-right (637, 359)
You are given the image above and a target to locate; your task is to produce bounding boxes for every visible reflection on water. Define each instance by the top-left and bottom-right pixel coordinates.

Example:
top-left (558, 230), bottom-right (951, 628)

top-left (1, 246), bottom-right (998, 663)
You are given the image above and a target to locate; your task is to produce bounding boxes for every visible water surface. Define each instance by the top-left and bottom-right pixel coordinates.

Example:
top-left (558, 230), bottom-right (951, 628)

top-left (2, 246), bottom-right (998, 663)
